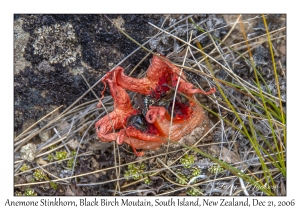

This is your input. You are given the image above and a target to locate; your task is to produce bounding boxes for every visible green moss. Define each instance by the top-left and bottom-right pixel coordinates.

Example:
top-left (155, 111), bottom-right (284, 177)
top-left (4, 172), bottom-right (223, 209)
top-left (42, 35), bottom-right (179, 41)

top-left (71, 150), bottom-right (77, 157)
top-left (20, 163), bottom-right (30, 172)
top-left (15, 191), bottom-right (22, 196)
top-left (55, 150), bottom-right (68, 163)
top-left (67, 158), bottom-right (77, 169)
top-left (49, 144), bottom-right (57, 151)
top-left (176, 172), bottom-right (188, 185)
top-left (187, 187), bottom-right (202, 196)
top-left (50, 181), bottom-right (58, 190)
top-left (208, 164), bottom-right (225, 174)
top-left (175, 156), bottom-right (201, 185)
top-left (33, 169), bottom-right (48, 181)
top-left (191, 167), bottom-right (201, 177)
top-left (140, 162), bottom-right (146, 170)
top-left (47, 153), bottom-right (54, 162)
top-left (180, 154), bottom-right (195, 169)
top-left (144, 177), bottom-right (151, 185)
top-left (124, 163), bottom-right (146, 181)
top-left (23, 188), bottom-right (37, 196)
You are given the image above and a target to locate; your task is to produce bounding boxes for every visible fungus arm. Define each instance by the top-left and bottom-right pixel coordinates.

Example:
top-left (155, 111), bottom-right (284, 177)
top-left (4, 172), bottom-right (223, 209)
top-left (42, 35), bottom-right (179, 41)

top-left (178, 81), bottom-right (216, 96)
top-left (113, 67), bottom-right (155, 95)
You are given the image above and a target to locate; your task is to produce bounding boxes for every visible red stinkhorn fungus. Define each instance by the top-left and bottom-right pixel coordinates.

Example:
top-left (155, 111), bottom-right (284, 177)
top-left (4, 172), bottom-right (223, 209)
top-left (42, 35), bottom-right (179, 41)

top-left (95, 54), bottom-right (215, 156)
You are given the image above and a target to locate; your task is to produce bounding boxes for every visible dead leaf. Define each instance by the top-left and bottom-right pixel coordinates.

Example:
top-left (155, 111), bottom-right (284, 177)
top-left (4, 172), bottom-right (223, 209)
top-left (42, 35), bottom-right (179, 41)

top-left (208, 145), bottom-right (241, 164)
top-left (65, 186), bottom-right (75, 196)
top-left (36, 157), bottom-right (48, 165)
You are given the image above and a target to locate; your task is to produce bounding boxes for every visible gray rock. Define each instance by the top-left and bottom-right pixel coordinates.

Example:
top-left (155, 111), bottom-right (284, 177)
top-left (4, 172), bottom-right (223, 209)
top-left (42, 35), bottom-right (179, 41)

top-left (20, 143), bottom-right (37, 162)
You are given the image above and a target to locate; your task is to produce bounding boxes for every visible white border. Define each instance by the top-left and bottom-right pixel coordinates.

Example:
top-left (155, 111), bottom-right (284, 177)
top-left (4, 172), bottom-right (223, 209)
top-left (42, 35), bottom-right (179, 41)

top-left (2, 1), bottom-right (298, 209)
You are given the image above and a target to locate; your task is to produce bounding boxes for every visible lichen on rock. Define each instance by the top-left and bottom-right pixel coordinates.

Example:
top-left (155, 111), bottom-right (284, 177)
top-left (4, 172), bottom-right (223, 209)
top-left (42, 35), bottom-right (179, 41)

top-left (14, 18), bottom-right (32, 74)
top-left (32, 23), bottom-right (78, 67)
top-left (20, 143), bottom-right (37, 162)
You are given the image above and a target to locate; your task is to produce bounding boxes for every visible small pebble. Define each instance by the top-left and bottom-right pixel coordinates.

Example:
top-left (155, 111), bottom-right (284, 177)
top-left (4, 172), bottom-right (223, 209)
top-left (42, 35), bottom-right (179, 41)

top-left (278, 45), bottom-right (286, 56)
top-left (20, 143), bottom-right (36, 162)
